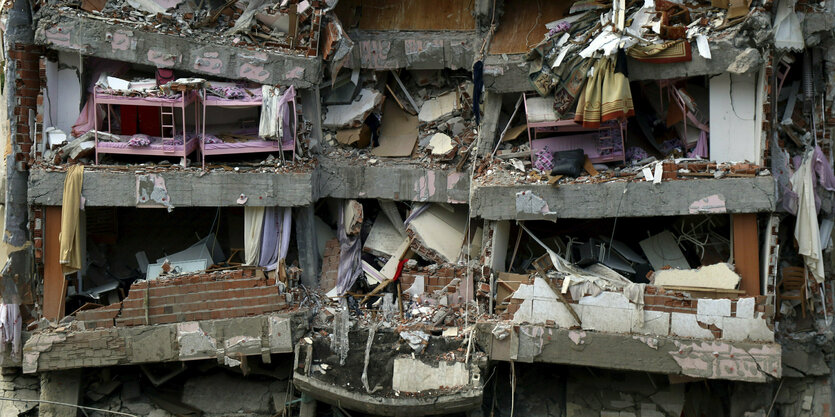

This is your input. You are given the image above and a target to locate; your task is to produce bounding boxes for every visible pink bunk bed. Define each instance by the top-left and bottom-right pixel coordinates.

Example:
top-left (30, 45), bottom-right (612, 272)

top-left (199, 85), bottom-right (296, 169)
top-left (523, 93), bottom-right (626, 165)
top-left (93, 89), bottom-right (201, 166)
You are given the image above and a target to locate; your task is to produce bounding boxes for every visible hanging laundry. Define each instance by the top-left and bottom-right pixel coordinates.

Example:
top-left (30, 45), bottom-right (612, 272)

top-left (790, 150), bottom-right (825, 283)
top-left (244, 207), bottom-right (265, 266)
top-left (59, 165), bottom-right (84, 275)
top-left (0, 303), bottom-right (21, 356)
top-left (259, 85), bottom-right (297, 140)
top-left (472, 60), bottom-right (484, 125)
top-left (574, 56), bottom-right (634, 128)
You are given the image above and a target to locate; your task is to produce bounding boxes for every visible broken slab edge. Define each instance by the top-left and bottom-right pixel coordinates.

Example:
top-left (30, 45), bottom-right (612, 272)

top-left (293, 372), bottom-right (483, 417)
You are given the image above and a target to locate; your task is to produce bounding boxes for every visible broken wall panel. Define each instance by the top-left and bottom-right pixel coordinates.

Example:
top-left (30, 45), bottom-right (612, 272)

top-left (334, 0), bottom-right (475, 31)
top-left (488, 0), bottom-right (571, 55)
top-left (709, 72), bottom-right (762, 164)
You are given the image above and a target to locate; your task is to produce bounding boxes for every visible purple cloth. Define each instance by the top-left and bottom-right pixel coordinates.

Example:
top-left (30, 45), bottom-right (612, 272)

top-left (687, 130), bottom-right (709, 159)
top-left (259, 207), bottom-right (292, 272)
top-left (786, 146), bottom-right (835, 215)
top-left (534, 146), bottom-right (554, 172)
top-left (128, 134), bottom-right (152, 147)
top-left (626, 146), bottom-right (649, 162)
top-left (336, 202), bottom-right (363, 295)
top-left (203, 134), bottom-right (223, 144)
top-left (211, 86), bottom-right (246, 99)
top-left (547, 21), bottom-right (570, 37)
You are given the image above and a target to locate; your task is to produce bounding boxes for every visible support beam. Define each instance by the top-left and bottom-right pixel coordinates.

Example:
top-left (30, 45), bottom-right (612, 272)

top-left (43, 207), bottom-right (66, 322)
top-left (38, 369), bottom-right (81, 417)
top-left (294, 204), bottom-right (320, 288)
top-left (733, 213), bottom-right (761, 296)
top-left (476, 90), bottom-right (502, 157)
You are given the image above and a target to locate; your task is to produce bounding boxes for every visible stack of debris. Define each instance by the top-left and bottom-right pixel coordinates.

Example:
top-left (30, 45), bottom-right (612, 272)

top-left (42, 0), bottom-right (321, 55)
top-left (322, 70), bottom-right (477, 169)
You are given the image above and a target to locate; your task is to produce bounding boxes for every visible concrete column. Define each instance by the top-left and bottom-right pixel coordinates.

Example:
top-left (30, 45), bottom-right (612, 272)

top-left (476, 90), bottom-right (503, 157)
top-left (300, 87), bottom-right (322, 155)
top-left (299, 396), bottom-right (317, 417)
top-left (294, 204), bottom-right (320, 288)
top-left (39, 369), bottom-right (82, 417)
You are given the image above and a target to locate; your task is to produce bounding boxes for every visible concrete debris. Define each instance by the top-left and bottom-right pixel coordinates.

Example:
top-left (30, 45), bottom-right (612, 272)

top-left (323, 89), bottom-right (384, 129)
top-left (399, 330), bottom-right (430, 353)
top-left (652, 262), bottom-right (741, 289)
top-left (406, 204), bottom-right (468, 264)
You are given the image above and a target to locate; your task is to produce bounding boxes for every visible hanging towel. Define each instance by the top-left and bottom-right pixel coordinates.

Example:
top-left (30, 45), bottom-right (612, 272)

top-left (59, 165), bottom-right (84, 275)
top-left (244, 207), bottom-right (265, 266)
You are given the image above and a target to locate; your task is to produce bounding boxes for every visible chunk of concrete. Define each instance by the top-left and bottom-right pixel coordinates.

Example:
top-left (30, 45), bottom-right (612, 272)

top-left (418, 92), bottom-right (459, 123)
top-left (428, 133), bottom-right (455, 156)
top-left (653, 263), bottom-right (741, 290)
top-left (391, 358), bottom-right (470, 392)
top-left (323, 89), bottom-right (384, 129)
top-left (407, 204), bottom-right (467, 263)
top-left (363, 215), bottom-right (404, 258)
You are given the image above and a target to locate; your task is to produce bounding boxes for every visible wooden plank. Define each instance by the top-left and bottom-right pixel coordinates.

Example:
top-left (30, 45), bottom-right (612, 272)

top-left (44, 206), bottom-right (67, 321)
top-left (489, 0), bottom-right (571, 55)
top-left (733, 213), bottom-right (760, 296)
top-left (334, 0), bottom-right (475, 31)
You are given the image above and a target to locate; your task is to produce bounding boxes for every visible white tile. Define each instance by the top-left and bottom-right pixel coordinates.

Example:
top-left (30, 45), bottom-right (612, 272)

top-left (582, 305), bottom-right (632, 334)
top-left (578, 291), bottom-right (634, 309)
top-left (735, 297), bottom-right (756, 318)
top-left (697, 298), bottom-right (731, 317)
top-left (670, 312), bottom-right (715, 339)
top-left (631, 310), bottom-right (670, 336)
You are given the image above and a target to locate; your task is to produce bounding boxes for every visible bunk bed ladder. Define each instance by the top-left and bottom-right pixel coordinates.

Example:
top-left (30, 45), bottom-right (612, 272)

top-left (160, 105), bottom-right (176, 153)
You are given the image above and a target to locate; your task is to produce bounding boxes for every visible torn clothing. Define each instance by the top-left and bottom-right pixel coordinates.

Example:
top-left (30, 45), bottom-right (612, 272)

top-left (59, 165), bottom-right (84, 275)
top-left (259, 85), bottom-right (296, 140)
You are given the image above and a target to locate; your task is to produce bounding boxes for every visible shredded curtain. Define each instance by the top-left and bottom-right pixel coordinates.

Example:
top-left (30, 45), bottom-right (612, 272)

top-left (259, 207), bottom-right (293, 272)
top-left (244, 207), bottom-right (265, 266)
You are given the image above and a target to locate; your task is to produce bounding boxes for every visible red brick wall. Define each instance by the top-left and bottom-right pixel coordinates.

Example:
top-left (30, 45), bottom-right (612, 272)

top-left (319, 238), bottom-right (339, 291)
top-left (399, 264), bottom-right (468, 295)
top-left (77, 269), bottom-right (287, 329)
top-left (9, 44), bottom-right (44, 169)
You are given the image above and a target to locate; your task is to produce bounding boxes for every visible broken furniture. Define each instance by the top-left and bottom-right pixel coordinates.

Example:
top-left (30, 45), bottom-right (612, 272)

top-left (524, 93), bottom-right (626, 166)
top-left (199, 84), bottom-right (297, 169)
top-left (93, 87), bottom-right (200, 166)
top-left (777, 266), bottom-right (808, 318)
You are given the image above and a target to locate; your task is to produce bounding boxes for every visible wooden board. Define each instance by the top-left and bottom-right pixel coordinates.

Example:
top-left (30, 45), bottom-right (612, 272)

top-left (44, 206), bottom-right (67, 321)
top-left (733, 213), bottom-right (760, 296)
top-left (489, 0), bottom-right (571, 55)
top-left (335, 0), bottom-right (475, 31)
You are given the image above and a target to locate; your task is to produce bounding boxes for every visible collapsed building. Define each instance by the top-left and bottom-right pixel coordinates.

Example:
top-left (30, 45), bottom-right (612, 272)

top-left (0, 0), bottom-right (831, 415)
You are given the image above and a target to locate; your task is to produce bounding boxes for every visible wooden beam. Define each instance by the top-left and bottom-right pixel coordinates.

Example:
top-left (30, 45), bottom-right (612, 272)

top-left (733, 213), bottom-right (760, 296)
top-left (43, 206), bottom-right (67, 321)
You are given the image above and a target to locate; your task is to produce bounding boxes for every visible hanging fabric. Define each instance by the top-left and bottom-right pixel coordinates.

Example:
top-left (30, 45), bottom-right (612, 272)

top-left (244, 207), bottom-right (265, 266)
top-left (574, 56), bottom-right (634, 128)
top-left (59, 165), bottom-right (84, 275)
top-left (791, 150), bottom-right (825, 283)
top-left (259, 207), bottom-right (292, 272)
top-left (336, 202), bottom-right (363, 295)
top-left (473, 60), bottom-right (484, 125)
top-left (0, 304), bottom-right (21, 355)
top-left (259, 85), bottom-right (281, 139)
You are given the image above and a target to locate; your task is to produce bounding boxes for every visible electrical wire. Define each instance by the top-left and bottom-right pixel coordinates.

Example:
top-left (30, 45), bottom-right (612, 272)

top-left (0, 397), bottom-right (138, 416)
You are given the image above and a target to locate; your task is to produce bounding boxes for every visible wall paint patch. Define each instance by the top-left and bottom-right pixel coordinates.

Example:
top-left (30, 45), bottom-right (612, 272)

top-left (136, 174), bottom-right (174, 211)
top-left (689, 194), bottom-right (727, 214)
